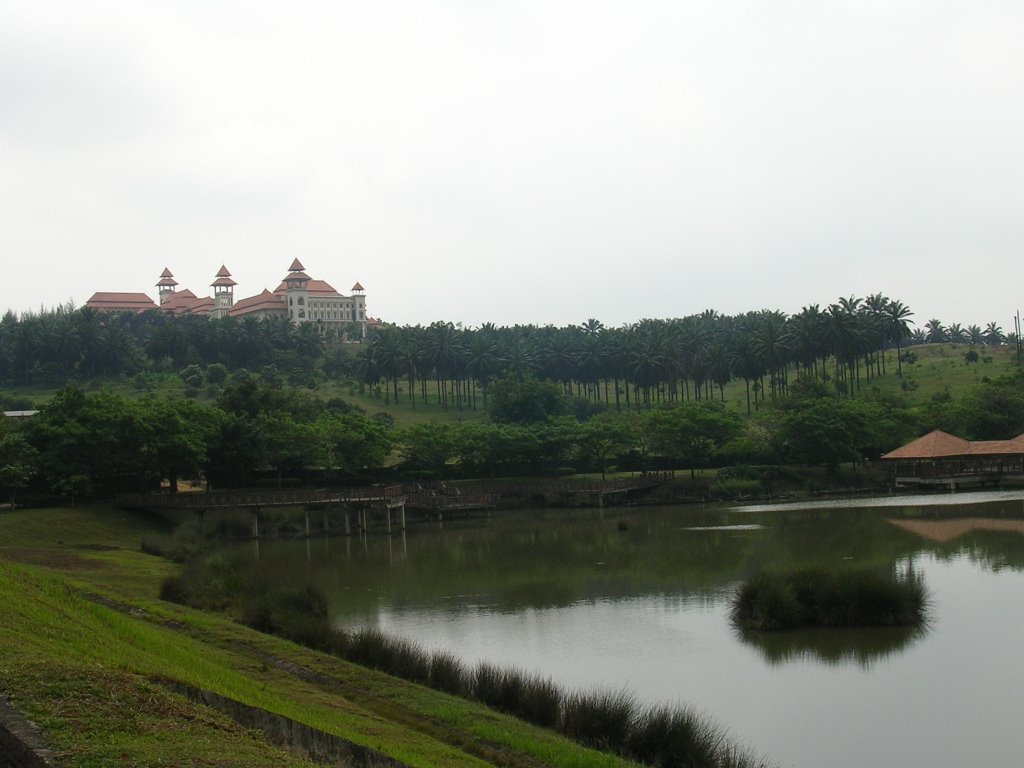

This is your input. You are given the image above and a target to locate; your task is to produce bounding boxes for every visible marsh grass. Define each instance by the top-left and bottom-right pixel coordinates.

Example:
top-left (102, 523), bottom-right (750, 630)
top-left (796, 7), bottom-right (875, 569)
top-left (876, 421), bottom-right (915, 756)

top-left (732, 568), bottom-right (928, 631)
top-left (562, 688), bottom-right (637, 754)
top-left (427, 649), bottom-right (466, 695)
top-left (346, 627), bottom-right (431, 684)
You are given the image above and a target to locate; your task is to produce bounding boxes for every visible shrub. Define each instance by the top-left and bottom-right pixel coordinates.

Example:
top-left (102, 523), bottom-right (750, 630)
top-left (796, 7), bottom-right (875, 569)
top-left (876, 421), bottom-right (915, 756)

top-left (241, 585), bottom-right (339, 653)
top-left (158, 575), bottom-right (192, 605)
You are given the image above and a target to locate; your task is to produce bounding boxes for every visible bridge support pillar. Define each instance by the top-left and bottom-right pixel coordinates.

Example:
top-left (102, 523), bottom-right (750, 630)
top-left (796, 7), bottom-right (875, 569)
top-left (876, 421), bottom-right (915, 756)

top-left (400, 503), bottom-right (406, 531)
top-left (323, 510), bottom-right (329, 535)
top-left (386, 505), bottom-right (392, 534)
top-left (304, 509), bottom-right (311, 538)
top-left (344, 511), bottom-right (351, 536)
top-left (250, 506), bottom-right (260, 539)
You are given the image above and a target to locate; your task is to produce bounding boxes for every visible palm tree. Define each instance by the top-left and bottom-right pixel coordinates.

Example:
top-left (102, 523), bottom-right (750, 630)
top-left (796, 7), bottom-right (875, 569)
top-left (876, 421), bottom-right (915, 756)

top-left (864, 293), bottom-right (890, 375)
top-left (947, 323), bottom-right (966, 344)
top-left (886, 300), bottom-right (914, 377)
top-left (750, 311), bottom-right (792, 399)
top-left (924, 319), bottom-right (946, 344)
top-left (966, 324), bottom-right (984, 345)
top-left (984, 322), bottom-right (1005, 346)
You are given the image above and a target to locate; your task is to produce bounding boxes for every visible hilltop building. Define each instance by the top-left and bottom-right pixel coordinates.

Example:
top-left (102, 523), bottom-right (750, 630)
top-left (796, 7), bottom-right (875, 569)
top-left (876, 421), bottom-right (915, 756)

top-left (85, 260), bottom-right (371, 337)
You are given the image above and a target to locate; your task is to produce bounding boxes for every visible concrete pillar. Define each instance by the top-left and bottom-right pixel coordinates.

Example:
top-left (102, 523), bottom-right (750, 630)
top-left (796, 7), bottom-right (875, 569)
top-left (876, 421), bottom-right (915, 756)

top-left (250, 507), bottom-right (259, 539)
top-left (344, 511), bottom-right (351, 536)
top-left (400, 503), bottom-right (406, 531)
top-left (323, 510), bottom-right (329, 534)
top-left (304, 510), bottom-right (311, 538)
top-left (386, 505), bottom-right (392, 534)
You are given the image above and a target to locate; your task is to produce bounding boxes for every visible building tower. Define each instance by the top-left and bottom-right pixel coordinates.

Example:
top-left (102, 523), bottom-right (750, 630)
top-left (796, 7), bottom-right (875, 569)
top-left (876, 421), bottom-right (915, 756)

top-left (283, 258), bottom-right (311, 323)
top-left (351, 282), bottom-right (367, 338)
top-left (156, 268), bottom-right (178, 305)
top-left (211, 265), bottom-right (236, 319)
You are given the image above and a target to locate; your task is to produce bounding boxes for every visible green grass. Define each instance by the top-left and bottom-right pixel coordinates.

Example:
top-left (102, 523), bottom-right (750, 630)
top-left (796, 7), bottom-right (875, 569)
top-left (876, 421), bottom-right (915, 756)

top-left (0, 505), bottom-right (644, 767)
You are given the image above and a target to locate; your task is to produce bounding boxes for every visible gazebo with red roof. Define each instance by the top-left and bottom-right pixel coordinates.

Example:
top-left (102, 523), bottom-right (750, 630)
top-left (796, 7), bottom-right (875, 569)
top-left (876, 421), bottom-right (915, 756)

top-left (881, 429), bottom-right (1024, 489)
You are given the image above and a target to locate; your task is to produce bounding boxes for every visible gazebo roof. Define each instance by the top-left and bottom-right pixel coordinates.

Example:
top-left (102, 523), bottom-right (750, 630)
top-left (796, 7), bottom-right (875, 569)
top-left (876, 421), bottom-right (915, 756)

top-left (882, 429), bottom-right (1024, 460)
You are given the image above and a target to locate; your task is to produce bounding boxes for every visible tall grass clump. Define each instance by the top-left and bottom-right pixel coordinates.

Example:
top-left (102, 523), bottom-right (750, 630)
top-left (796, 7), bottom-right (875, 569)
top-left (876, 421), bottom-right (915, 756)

top-left (561, 688), bottom-right (637, 753)
top-left (627, 704), bottom-right (728, 767)
top-left (469, 663), bottom-right (563, 730)
top-left (732, 568), bottom-right (928, 631)
top-left (427, 649), bottom-right (466, 695)
top-left (345, 627), bottom-right (430, 684)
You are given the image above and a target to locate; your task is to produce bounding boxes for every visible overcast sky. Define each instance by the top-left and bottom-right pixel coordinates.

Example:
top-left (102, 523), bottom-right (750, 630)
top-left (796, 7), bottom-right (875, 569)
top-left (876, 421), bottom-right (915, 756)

top-left (2, 1), bottom-right (1022, 331)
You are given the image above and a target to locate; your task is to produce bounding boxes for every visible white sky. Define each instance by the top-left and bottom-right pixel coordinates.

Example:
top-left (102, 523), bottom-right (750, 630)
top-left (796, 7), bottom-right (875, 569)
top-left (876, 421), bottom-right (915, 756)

top-left (2, 1), bottom-right (1022, 330)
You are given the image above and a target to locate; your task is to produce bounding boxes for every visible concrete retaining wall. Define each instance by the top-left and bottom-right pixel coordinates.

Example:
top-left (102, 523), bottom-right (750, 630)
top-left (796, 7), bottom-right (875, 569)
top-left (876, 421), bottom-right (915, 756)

top-left (158, 681), bottom-right (409, 767)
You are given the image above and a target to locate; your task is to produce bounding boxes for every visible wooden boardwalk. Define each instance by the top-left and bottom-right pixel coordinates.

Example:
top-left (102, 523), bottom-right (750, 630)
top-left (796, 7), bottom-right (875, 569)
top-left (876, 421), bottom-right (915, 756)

top-left (117, 485), bottom-right (406, 511)
top-left (115, 473), bottom-right (672, 536)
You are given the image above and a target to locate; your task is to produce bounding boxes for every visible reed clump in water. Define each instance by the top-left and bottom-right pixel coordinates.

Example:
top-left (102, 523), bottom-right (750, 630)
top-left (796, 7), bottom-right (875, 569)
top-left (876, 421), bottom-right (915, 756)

top-left (731, 568), bottom-right (928, 631)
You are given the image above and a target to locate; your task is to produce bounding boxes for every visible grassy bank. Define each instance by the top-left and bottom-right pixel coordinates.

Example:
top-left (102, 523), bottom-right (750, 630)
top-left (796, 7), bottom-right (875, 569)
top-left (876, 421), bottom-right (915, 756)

top-left (0, 505), bottom-right (640, 767)
top-left (0, 505), bottom-right (767, 767)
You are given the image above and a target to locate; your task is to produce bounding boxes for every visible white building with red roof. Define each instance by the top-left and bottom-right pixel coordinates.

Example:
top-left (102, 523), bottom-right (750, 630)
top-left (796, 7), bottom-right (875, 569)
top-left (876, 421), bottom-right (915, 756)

top-left (85, 260), bottom-right (368, 337)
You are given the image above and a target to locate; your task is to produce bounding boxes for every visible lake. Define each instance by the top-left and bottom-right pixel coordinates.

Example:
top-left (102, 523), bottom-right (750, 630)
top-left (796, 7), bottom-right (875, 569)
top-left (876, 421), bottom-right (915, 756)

top-left (244, 490), bottom-right (1024, 768)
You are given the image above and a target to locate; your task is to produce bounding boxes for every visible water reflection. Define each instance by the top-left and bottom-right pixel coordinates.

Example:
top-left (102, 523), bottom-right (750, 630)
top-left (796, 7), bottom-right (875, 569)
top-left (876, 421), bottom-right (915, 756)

top-left (736, 623), bottom-right (929, 668)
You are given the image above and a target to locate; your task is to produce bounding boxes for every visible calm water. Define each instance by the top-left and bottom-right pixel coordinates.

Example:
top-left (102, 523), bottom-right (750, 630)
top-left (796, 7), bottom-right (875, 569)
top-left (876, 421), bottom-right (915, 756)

top-left (245, 492), bottom-right (1024, 768)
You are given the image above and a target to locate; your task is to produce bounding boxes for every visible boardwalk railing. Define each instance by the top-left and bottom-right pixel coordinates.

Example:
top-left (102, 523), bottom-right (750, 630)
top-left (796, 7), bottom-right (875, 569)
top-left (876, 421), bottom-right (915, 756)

top-left (406, 492), bottom-right (497, 510)
top-left (116, 485), bottom-right (404, 510)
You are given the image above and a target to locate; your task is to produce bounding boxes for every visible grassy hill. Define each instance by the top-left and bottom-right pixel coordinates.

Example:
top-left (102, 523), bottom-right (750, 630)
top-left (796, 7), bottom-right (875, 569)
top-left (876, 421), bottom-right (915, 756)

top-left (3, 343), bottom-right (1017, 426)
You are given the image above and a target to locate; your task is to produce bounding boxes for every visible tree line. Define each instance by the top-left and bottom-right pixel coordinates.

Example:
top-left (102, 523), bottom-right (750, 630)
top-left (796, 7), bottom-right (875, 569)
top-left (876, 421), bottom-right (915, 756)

top-left (1, 295), bottom-right (1017, 414)
top-left (3, 364), bottom-right (1023, 507)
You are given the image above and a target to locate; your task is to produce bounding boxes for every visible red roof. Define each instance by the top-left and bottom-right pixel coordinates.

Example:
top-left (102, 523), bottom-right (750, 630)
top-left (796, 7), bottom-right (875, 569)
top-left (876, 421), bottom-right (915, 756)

top-left (282, 270), bottom-right (311, 283)
top-left (156, 277), bottom-right (178, 287)
top-left (882, 430), bottom-right (1024, 460)
top-left (85, 292), bottom-right (158, 312)
top-left (273, 278), bottom-right (342, 297)
top-left (215, 265), bottom-right (232, 277)
top-left (228, 289), bottom-right (286, 317)
top-left (159, 267), bottom-right (174, 278)
top-left (211, 276), bottom-right (237, 287)
top-left (185, 297), bottom-right (215, 316)
top-left (351, 282), bottom-right (364, 292)
top-left (288, 258), bottom-right (305, 272)
top-left (160, 290), bottom-right (198, 314)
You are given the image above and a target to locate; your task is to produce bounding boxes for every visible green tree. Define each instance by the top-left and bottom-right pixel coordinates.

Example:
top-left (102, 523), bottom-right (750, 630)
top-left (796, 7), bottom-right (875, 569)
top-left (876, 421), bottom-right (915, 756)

top-left (317, 412), bottom-right (392, 481)
top-left (577, 413), bottom-right (634, 479)
top-left (0, 431), bottom-right (38, 508)
top-left (488, 375), bottom-right (570, 424)
top-left (398, 424), bottom-right (457, 476)
top-left (642, 402), bottom-right (742, 477)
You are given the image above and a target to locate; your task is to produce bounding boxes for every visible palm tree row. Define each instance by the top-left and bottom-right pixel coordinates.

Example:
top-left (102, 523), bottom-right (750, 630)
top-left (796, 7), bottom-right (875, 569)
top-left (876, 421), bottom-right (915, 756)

top-left (0, 304), bottom-right (327, 385)
top-left (356, 295), bottom-right (929, 414)
top-left (1, 296), bottom-right (1014, 407)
